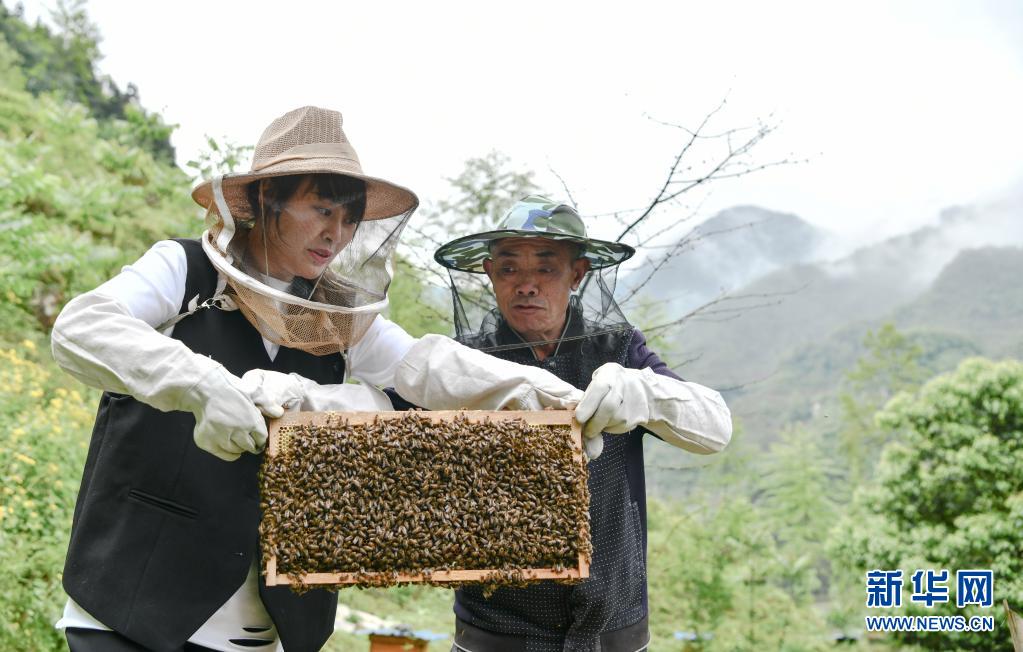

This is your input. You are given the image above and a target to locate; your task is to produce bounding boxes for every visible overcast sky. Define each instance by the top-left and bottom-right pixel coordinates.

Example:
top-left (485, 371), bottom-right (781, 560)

top-left (17, 0), bottom-right (1023, 247)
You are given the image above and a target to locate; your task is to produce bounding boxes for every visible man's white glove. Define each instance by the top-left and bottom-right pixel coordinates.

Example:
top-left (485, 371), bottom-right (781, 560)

top-left (182, 365), bottom-right (270, 461)
top-left (394, 335), bottom-right (583, 411)
top-left (240, 369), bottom-right (394, 413)
top-left (575, 362), bottom-right (732, 455)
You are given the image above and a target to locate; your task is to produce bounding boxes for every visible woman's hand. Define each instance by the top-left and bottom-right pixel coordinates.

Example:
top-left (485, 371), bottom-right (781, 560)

top-left (242, 369), bottom-right (394, 413)
top-left (238, 369), bottom-right (305, 417)
top-left (185, 366), bottom-right (271, 461)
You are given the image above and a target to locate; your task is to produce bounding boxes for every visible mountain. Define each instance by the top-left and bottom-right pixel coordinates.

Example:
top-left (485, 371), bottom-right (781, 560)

top-left (637, 196), bottom-right (1023, 496)
top-left (894, 246), bottom-right (1023, 359)
top-left (621, 206), bottom-right (832, 314)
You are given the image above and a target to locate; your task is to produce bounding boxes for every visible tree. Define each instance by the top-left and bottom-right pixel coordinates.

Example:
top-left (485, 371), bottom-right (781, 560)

top-left (395, 151), bottom-right (541, 332)
top-left (385, 254), bottom-right (450, 337)
top-left (646, 493), bottom-right (833, 651)
top-left (830, 357), bottom-right (1023, 651)
top-left (430, 150), bottom-right (538, 237)
top-left (0, 0), bottom-right (176, 162)
top-left (837, 323), bottom-right (929, 487)
top-left (760, 426), bottom-right (841, 595)
top-left (185, 135), bottom-right (254, 181)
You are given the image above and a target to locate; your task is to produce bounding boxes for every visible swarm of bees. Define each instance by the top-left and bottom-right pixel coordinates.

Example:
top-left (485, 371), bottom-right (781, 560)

top-left (260, 411), bottom-right (591, 592)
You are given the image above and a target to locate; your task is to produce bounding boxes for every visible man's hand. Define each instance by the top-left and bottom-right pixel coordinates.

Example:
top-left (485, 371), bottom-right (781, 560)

top-left (575, 362), bottom-right (733, 455)
top-left (576, 363), bottom-right (652, 438)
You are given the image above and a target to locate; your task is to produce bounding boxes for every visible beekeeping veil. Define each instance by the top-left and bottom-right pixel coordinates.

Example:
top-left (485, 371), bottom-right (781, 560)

top-left (190, 106), bottom-right (418, 356)
top-left (434, 195), bottom-right (635, 356)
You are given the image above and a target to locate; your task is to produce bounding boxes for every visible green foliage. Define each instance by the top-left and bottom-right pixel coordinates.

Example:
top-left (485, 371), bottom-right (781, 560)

top-left (761, 426), bottom-right (841, 597)
top-left (0, 0), bottom-right (175, 162)
top-left (629, 295), bottom-right (684, 367)
top-left (0, 8), bottom-right (203, 645)
top-left (185, 134), bottom-right (254, 181)
top-left (0, 340), bottom-right (97, 650)
top-left (386, 255), bottom-right (451, 337)
top-left (323, 586), bottom-right (454, 651)
top-left (433, 150), bottom-right (538, 236)
top-left (838, 323), bottom-right (930, 486)
top-left (0, 66), bottom-right (197, 343)
top-left (405, 148), bottom-right (540, 273)
top-left (831, 357), bottom-right (1023, 651)
top-left (646, 496), bottom-right (833, 651)
top-left (397, 151), bottom-right (541, 337)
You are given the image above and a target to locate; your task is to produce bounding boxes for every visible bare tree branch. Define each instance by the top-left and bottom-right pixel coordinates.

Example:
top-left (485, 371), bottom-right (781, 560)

top-left (714, 369), bottom-right (780, 393)
top-left (640, 286), bottom-right (807, 336)
top-left (618, 220), bottom-right (761, 306)
top-left (614, 96), bottom-right (730, 243)
top-left (548, 164), bottom-right (578, 209)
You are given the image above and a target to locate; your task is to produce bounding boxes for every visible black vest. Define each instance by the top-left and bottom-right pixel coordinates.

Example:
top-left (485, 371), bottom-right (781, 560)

top-left (455, 316), bottom-right (649, 652)
top-left (63, 239), bottom-right (345, 652)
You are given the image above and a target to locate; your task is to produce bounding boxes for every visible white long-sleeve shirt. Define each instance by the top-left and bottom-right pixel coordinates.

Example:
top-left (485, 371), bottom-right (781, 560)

top-left (52, 240), bottom-right (415, 651)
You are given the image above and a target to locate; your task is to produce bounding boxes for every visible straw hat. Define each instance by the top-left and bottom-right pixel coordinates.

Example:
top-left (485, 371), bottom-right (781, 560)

top-left (435, 195), bottom-right (635, 273)
top-left (191, 106), bottom-right (418, 221)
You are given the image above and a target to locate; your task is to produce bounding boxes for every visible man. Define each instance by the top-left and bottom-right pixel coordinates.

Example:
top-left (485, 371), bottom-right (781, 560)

top-left (410, 195), bottom-right (733, 651)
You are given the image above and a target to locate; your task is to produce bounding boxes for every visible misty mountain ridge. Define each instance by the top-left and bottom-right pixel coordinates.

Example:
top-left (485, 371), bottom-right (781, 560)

top-left (637, 193), bottom-right (1022, 496)
top-left (620, 206), bottom-right (832, 314)
top-left (664, 191), bottom-right (1022, 388)
top-left (822, 192), bottom-right (1023, 293)
top-left (625, 189), bottom-right (1022, 319)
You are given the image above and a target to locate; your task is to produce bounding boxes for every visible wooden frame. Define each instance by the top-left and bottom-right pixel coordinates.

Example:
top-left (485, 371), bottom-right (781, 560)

top-left (264, 410), bottom-right (589, 587)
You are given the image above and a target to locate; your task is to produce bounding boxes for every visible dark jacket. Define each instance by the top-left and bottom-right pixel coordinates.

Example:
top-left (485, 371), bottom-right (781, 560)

top-left (455, 314), bottom-right (678, 651)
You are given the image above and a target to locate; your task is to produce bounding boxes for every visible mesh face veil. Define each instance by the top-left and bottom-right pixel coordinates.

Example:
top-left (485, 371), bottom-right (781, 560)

top-left (447, 262), bottom-right (632, 356)
top-left (436, 196), bottom-right (636, 356)
top-left (191, 106), bottom-right (418, 356)
top-left (201, 175), bottom-right (412, 356)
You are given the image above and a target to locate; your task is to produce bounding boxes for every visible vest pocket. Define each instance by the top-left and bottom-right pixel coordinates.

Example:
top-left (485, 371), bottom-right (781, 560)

top-left (127, 488), bottom-right (198, 519)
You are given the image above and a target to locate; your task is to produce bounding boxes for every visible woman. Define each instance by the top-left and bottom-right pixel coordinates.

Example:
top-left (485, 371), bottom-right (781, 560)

top-left (51, 106), bottom-right (420, 652)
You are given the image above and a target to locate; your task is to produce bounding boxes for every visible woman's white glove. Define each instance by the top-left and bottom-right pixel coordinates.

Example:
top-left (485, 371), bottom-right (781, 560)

top-left (184, 366), bottom-right (270, 461)
top-left (240, 369), bottom-right (394, 413)
top-left (296, 379), bottom-right (394, 412)
top-left (394, 335), bottom-right (583, 412)
top-left (238, 369), bottom-right (306, 416)
top-left (51, 292), bottom-right (292, 462)
top-left (575, 362), bottom-right (732, 455)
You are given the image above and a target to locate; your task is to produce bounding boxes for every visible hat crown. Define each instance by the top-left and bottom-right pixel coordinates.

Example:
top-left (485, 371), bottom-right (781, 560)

top-left (250, 106), bottom-right (360, 172)
top-left (498, 195), bottom-right (587, 239)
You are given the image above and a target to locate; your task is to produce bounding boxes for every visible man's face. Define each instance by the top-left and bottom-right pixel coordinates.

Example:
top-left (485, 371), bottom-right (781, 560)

top-left (483, 237), bottom-right (590, 343)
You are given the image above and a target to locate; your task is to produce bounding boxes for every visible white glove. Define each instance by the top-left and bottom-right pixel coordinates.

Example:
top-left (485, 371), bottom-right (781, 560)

top-left (183, 365), bottom-right (269, 461)
top-left (293, 374), bottom-right (395, 412)
top-left (238, 369), bottom-right (306, 417)
top-left (394, 334), bottom-right (583, 411)
top-left (240, 369), bottom-right (396, 413)
top-left (52, 292), bottom-right (271, 462)
top-left (575, 362), bottom-right (732, 454)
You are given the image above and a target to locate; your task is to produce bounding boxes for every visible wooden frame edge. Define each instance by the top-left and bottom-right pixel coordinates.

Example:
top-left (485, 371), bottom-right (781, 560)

top-left (263, 409), bottom-right (590, 587)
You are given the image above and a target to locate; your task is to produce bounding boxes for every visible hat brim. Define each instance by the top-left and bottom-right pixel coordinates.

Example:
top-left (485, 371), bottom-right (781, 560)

top-left (434, 229), bottom-right (635, 273)
top-left (190, 159), bottom-right (418, 222)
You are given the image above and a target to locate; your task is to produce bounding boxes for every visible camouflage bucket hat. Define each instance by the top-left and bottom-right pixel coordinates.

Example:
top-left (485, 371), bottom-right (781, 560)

top-left (434, 195), bottom-right (636, 273)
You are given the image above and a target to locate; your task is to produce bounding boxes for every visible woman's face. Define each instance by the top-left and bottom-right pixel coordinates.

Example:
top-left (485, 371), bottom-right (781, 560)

top-left (248, 177), bottom-right (359, 281)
